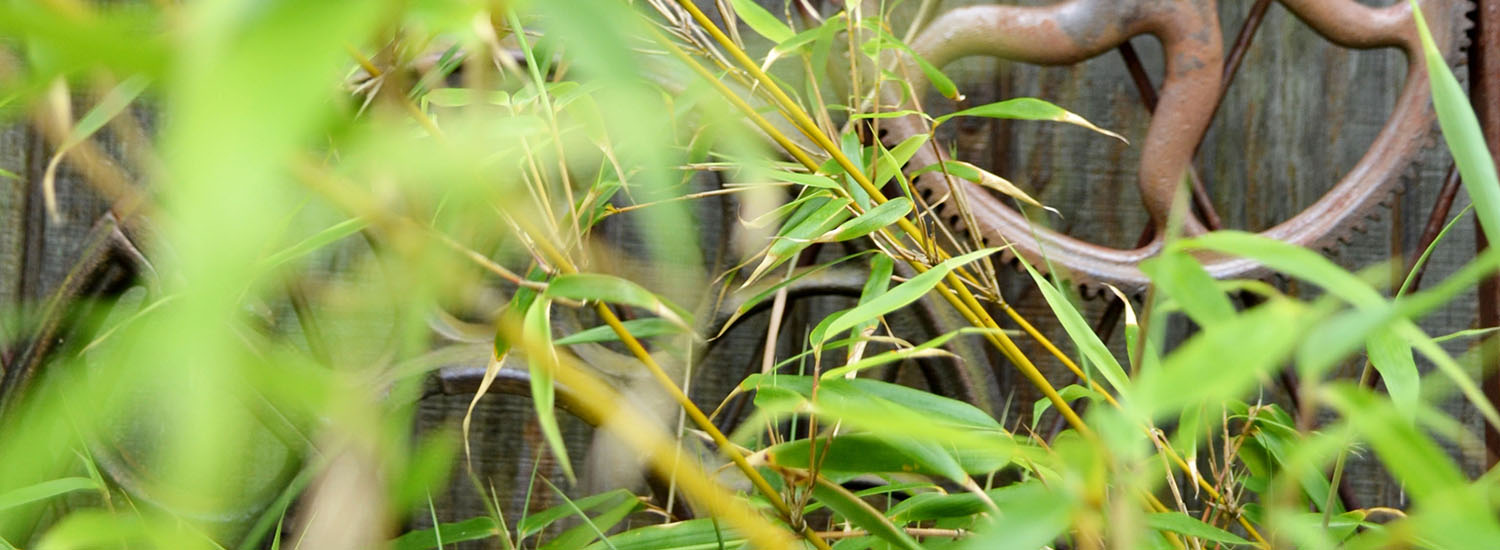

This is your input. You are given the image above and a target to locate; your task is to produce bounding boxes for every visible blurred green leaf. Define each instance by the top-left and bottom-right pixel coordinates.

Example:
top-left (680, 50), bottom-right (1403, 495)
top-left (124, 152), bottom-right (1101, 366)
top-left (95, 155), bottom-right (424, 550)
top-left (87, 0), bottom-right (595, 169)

top-left (1030, 384), bottom-right (1104, 430)
top-left (1139, 250), bottom-right (1234, 328)
top-left (955, 481), bottom-right (1071, 550)
top-left (392, 517), bottom-right (500, 550)
top-left (539, 485), bottom-right (639, 550)
top-left (0, 478), bottom-right (98, 514)
top-left (258, 217), bottom-right (369, 271)
top-left (1365, 327), bottom-right (1418, 417)
top-left (520, 489), bottom-right (637, 539)
top-left (1134, 298), bottom-right (1309, 421)
top-left (1145, 512), bottom-right (1250, 546)
top-left (521, 296), bottom-right (575, 483)
top-left (584, 518), bottom-right (743, 550)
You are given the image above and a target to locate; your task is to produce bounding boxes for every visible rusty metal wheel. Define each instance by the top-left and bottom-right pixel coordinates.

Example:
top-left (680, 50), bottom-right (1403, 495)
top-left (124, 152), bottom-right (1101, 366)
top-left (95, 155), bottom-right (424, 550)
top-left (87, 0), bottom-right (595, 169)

top-left (879, 0), bottom-right (1473, 294)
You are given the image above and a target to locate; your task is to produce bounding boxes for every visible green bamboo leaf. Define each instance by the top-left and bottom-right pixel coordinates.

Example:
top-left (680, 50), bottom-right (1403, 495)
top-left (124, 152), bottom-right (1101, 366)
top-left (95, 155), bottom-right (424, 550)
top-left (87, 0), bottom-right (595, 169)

top-left (745, 196), bottom-right (854, 284)
top-left (1365, 327), bottom-right (1418, 417)
top-left (955, 481), bottom-right (1071, 550)
top-left (828, 197), bottom-right (911, 241)
top-left (772, 25), bottom-right (822, 55)
top-left (860, 27), bottom-right (960, 100)
top-left (522, 297), bottom-right (575, 483)
top-left (743, 375), bottom-right (1001, 431)
top-left (810, 247), bottom-right (1000, 345)
top-left (554, 318), bottom-right (683, 345)
top-left (545, 273), bottom-right (694, 329)
top-left (933, 97), bottom-right (1125, 142)
top-left (742, 189), bottom-right (832, 229)
top-left (728, 0), bottom-right (793, 43)
top-left (33, 510), bottom-right (150, 550)
top-left (0, 478), bottom-right (99, 513)
top-left (841, 254), bottom-right (896, 345)
top-left (519, 489), bottom-right (638, 538)
top-left (1145, 513), bottom-right (1251, 546)
top-left (821, 327), bottom-right (996, 380)
top-left (911, 160), bottom-right (1046, 208)
top-left (258, 217), bottom-right (369, 271)
top-left (1322, 384), bottom-right (1500, 548)
top-left (718, 251), bottom-right (874, 336)
top-left (811, 477), bottom-right (923, 550)
top-left (1412, 1), bottom-right (1500, 245)
top-left (1030, 385), bottom-right (1104, 430)
top-left (1016, 256), bottom-right (1131, 396)
top-left (583, 518), bottom-right (743, 550)
top-left (62, 75), bottom-right (150, 150)
top-left (1139, 250), bottom-right (1235, 328)
top-left (849, 109), bottom-right (927, 121)
top-left (765, 169), bottom-right (842, 190)
top-left (391, 517), bottom-right (500, 550)
top-left (767, 433), bottom-right (1002, 479)
top-left (1134, 298), bottom-right (1309, 422)
top-left (539, 487), bottom-right (639, 550)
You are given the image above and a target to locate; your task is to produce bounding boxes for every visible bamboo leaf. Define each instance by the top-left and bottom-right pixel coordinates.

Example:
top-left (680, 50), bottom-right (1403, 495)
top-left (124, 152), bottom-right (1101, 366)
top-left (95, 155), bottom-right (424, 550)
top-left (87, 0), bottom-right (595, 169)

top-left (546, 273), bottom-right (694, 329)
top-left (767, 433), bottom-right (1002, 479)
top-left (933, 97), bottom-right (1125, 142)
top-left (765, 169), bottom-right (842, 190)
top-left (1145, 512), bottom-right (1251, 546)
top-left (0, 478), bottom-right (99, 513)
top-left (911, 160), bottom-right (1046, 209)
top-left (42, 75), bottom-right (150, 219)
top-left (811, 477), bottom-right (923, 550)
top-left (828, 197), bottom-right (911, 241)
top-left (1412, 1), bottom-right (1500, 245)
top-left (1134, 298), bottom-right (1309, 422)
top-left (955, 481), bottom-right (1071, 550)
top-left (810, 247), bottom-right (999, 345)
top-left (520, 489), bottom-right (638, 539)
top-left (554, 318), bottom-right (683, 345)
top-left (584, 518), bottom-right (743, 550)
top-left (1017, 256), bottom-right (1131, 396)
top-left (392, 517), bottom-right (500, 550)
top-left (1139, 250), bottom-right (1235, 328)
top-left (728, 0), bottom-right (793, 43)
top-left (522, 297), bottom-right (576, 483)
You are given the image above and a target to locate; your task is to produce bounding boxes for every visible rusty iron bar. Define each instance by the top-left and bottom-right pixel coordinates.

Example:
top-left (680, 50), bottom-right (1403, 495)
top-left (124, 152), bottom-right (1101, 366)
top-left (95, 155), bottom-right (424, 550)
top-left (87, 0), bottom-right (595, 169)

top-left (1117, 43), bottom-right (1224, 231)
top-left (1219, 0), bottom-right (1275, 112)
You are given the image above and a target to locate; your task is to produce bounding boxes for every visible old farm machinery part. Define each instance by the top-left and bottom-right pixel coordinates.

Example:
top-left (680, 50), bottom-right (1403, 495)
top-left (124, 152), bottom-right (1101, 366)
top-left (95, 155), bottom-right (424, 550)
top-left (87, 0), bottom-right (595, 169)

top-left (878, 0), bottom-right (1473, 293)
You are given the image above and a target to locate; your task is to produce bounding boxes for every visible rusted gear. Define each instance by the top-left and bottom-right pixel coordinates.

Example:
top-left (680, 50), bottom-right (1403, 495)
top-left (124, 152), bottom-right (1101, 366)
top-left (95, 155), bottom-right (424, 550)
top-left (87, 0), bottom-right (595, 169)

top-left (880, 0), bottom-right (1473, 294)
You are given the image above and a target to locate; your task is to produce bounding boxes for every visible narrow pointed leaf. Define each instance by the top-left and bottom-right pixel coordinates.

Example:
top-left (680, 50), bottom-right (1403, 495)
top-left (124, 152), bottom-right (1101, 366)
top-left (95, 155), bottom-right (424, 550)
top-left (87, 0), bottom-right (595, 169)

top-left (810, 247), bottom-right (999, 345)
